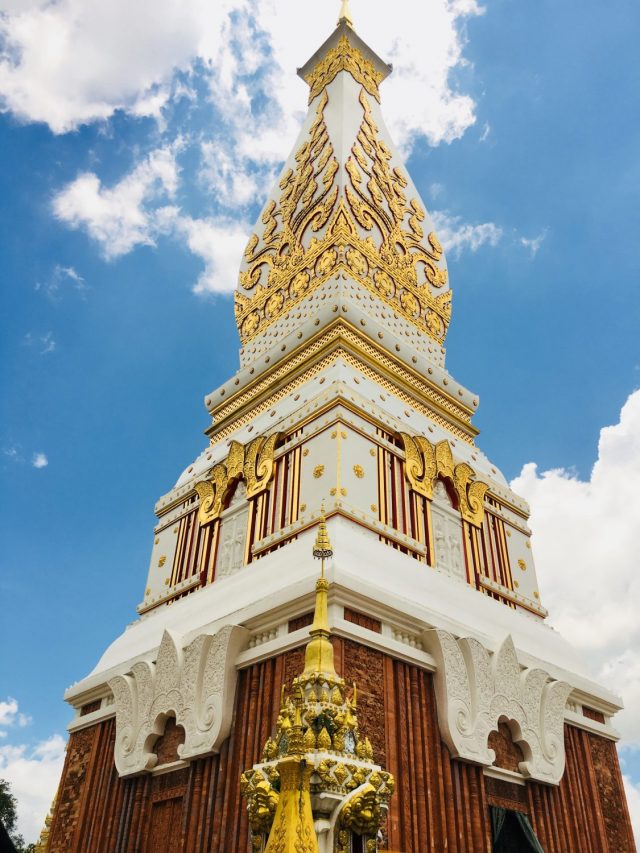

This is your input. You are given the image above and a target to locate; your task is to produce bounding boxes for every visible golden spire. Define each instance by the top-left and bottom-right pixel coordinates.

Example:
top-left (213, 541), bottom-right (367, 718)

top-left (302, 505), bottom-right (338, 680)
top-left (337, 0), bottom-right (354, 28)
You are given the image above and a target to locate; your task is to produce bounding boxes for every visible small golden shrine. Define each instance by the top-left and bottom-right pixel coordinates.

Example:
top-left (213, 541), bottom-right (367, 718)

top-left (241, 510), bottom-right (395, 852)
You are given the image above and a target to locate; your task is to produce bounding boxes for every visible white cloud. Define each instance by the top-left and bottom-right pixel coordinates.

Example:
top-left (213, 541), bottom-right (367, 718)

top-left (53, 144), bottom-right (181, 258)
top-left (0, 734), bottom-right (66, 843)
top-left (35, 264), bottom-right (87, 299)
top-left (156, 207), bottom-right (250, 294)
top-left (31, 452), bottom-right (48, 468)
top-left (0, 1), bottom-right (482, 147)
top-left (40, 3), bottom-right (488, 290)
top-left (24, 331), bottom-right (56, 354)
top-left (0, 0), bottom-right (226, 133)
top-left (520, 230), bottom-right (547, 258)
top-left (2, 446), bottom-right (22, 463)
top-left (511, 389), bottom-right (640, 748)
top-left (0, 698), bottom-right (19, 727)
top-left (623, 775), bottom-right (640, 847)
top-left (431, 209), bottom-right (503, 256)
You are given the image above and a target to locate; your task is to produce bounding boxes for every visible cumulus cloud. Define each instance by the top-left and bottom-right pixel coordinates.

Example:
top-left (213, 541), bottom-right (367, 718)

top-left (53, 144), bottom-right (181, 258)
top-left (431, 210), bottom-right (503, 256)
top-left (169, 214), bottom-right (250, 294)
top-left (0, 698), bottom-right (20, 727)
top-left (0, 733), bottom-right (66, 843)
top-left (511, 389), bottom-right (640, 748)
top-left (31, 452), bottom-right (48, 469)
top-left (0, 0), bottom-right (482, 146)
top-left (35, 2), bottom-right (490, 291)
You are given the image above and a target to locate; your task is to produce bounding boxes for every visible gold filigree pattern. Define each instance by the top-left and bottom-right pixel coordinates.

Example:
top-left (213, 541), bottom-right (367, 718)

top-left (400, 432), bottom-right (489, 527)
top-left (235, 86), bottom-right (450, 347)
top-left (303, 34), bottom-right (385, 104)
top-left (211, 323), bottom-right (474, 429)
top-left (194, 432), bottom-right (282, 524)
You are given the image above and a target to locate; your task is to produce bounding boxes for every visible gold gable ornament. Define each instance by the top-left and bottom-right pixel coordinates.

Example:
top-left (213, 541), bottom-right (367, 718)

top-left (236, 78), bottom-right (450, 347)
top-left (194, 432), bottom-right (282, 525)
top-left (400, 432), bottom-right (489, 527)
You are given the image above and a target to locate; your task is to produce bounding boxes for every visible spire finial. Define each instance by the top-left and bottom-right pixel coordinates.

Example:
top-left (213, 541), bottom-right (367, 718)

top-left (301, 502), bottom-right (338, 681)
top-left (337, 0), bottom-right (354, 28)
top-left (312, 502), bottom-right (333, 578)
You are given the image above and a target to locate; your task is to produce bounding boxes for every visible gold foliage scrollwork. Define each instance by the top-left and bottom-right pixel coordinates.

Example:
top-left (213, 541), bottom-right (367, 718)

top-left (194, 432), bottom-right (283, 525)
top-left (245, 432), bottom-right (281, 498)
top-left (400, 432), bottom-right (436, 500)
top-left (194, 464), bottom-right (230, 525)
top-left (400, 432), bottom-right (488, 528)
top-left (236, 84), bottom-right (451, 348)
top-left (453, 462), bottom-right (490, 529)
top-left (302, 34), bottom-right (385, 104)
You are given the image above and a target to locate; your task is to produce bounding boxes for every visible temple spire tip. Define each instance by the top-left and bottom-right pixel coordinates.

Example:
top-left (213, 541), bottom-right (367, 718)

top-left (337, 0), bottom-right (354, 28)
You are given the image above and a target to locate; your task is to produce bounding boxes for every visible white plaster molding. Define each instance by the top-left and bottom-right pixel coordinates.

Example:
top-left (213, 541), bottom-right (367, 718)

top-left (108, 623), bottom-right (248, 777)
top-left (426, 630), bottom-right (572, 785)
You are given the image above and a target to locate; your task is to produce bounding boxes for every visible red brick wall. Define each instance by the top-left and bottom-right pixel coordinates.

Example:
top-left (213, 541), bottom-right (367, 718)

top-left (47, 641), bottom-right (635, 853)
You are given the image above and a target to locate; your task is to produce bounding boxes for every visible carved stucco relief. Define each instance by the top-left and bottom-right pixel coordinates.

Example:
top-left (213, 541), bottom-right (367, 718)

top-left (109, 624), bottom-right (248, 777)
top-left (432, 480), bottom-right (465, 581)
top-left (425, 630), bottom-right (572, 785)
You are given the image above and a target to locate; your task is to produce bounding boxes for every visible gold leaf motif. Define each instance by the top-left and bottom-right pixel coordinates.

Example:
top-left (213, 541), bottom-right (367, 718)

top-left (313, 465), bottom-right (325, 479)
top-left (245, 433), bottom-right (282, 498)
top-left (373, 269), bottom-right (394, 297)
top-left (429, 231), bottom-right (443, 258)
top-left (194, 464), bottom-right (229, 524)
top-left (316, 247), bottom-right (338, 277)
top-left (265, 291), bottom-right (285, 319)
top-left (226, 440), bottom-right (245, 481)
top-left (347, 248), bottom-right (368, 277)
top-left (400, 290), bottom-right (419, 316)
top-left (303, 34), bottom-right (385, 104)
top-left (400, 431), bottom-right (488, 527)
top-left (426, 310), bottom-right (445, 338)
top-left (290, 271), bottom-right (310, 298)
top-left (317, 727), bottom-right (332, 750)
top-left (195, 431), bottom-right (282, 524)
top-left (333, 763), bottom-right (348, 785)
top-left (353, 464), bottom-right (364, 478)
top-left (241, 312), bottom-right (261, 338)
top-left (244, 233), bottom-right (259, 262)
top-left (236, 85), bottom-right (451, 346)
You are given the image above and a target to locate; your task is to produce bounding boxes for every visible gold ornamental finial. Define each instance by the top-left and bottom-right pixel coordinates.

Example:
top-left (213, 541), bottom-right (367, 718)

top-left (301, 504), bottom-right (338, 680)
top-left (337, 0), bottom-right (354, 28)
top-left (312, 502), bottom-right (333, 578)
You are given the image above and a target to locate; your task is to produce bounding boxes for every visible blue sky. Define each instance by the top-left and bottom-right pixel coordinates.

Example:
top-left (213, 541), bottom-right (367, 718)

top-left (1, 0), bottom-right (639, 841)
